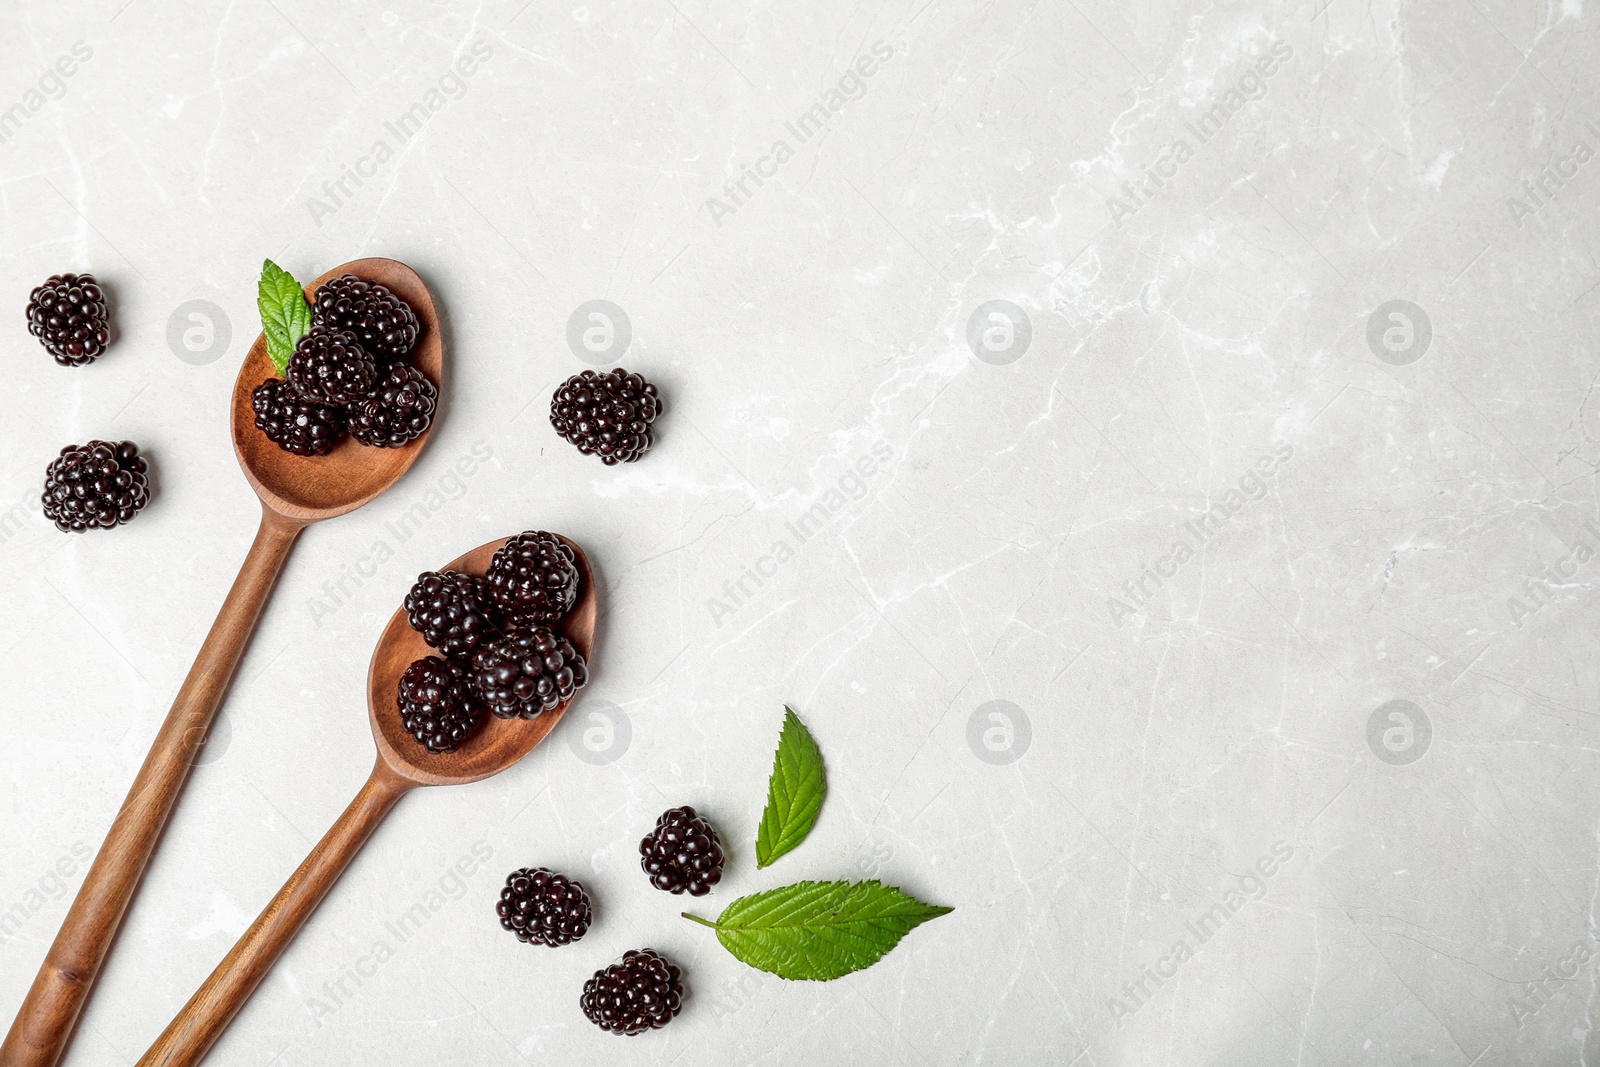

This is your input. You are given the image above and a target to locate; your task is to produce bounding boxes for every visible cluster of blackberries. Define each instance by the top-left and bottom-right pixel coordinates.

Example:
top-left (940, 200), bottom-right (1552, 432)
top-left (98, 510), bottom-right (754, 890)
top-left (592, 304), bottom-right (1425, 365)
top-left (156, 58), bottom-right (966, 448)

top-left (252, 274), bottom-right (435, 456)
top-left (27, 273), bottom-right (111, 367)
top-left (490, 804), bottom-right (723, 1036)
top-left (27, 275), bottom-right (149, 534)
top-left (395, 531), bottom-right (588, 754)
top-left (550, 368), bottom-right (662, 464)
top-left (491, 866), bottom-right (684, 1035)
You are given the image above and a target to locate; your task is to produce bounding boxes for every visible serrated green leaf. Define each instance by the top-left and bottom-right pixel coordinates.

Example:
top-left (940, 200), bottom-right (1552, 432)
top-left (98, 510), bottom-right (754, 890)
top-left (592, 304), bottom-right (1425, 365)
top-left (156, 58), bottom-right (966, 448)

top-left (683, 880), bottom-right (951, 981)
top-left (755, 706), bottom-right (826, 868)
top-left (257, 258), bottom-right (311, 375)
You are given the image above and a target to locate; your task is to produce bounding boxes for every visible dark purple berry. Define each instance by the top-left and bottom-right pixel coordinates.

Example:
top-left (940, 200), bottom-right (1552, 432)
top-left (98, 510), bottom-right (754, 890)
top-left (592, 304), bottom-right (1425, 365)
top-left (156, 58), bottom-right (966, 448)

top-left (470, 626), bottom-right (588, 719)
top-left (28, 273), bottom-right (110, 367)
top-left (348, 363), bottom-right (436, 448)
top-left (41, 440), bottom-right (150, 532)
top-left (403, 570), bottom-right (500, 659)
top-left (550, 368), bottom-right (661, 464)
top-left (496, 868), bottom-right (592, 947)
top-left (485, 531), bottom-right (580, 628)
top-left (580, 949), bottom-right (684, 1035)
top-left (286, 324), bottom-right (377, 407)
top-left (250, 377), bottom-right (346, 456)
top-left (639, 806), bottom-right (723, 896)
top-left (311, 273), bottom-right (419, 363)
top-left (396, 655), bottom-right (485, 753)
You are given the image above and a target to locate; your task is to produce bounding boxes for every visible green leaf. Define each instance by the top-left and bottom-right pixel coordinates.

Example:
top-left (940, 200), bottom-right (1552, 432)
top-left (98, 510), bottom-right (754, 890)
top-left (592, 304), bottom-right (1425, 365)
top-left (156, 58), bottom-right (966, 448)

top-left (257, 258), bottom-right (311, 375)
top-left (682, 880), bottom-right (951, 981)
top-left (755, 706), bottom-right (826, 868)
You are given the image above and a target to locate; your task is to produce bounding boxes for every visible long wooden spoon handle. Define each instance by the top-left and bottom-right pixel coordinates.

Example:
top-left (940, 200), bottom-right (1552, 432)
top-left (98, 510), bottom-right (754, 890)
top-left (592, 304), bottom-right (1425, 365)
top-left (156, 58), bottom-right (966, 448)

top-left (139, 765), bottom-right (410, 1067)
top-left (3, 505), bottom-right (305, 1067)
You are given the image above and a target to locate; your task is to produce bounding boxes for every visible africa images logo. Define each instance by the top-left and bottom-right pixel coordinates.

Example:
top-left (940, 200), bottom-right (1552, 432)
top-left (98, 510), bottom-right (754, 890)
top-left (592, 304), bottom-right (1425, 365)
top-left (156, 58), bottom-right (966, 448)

top-left (1503, 516), bottom-right (1600, 628)
top-left (706, 442), bottom-right (893, 626)
top-left (1106, 444), bottom-right (1292, 626)
top-left (305, 37), bottom-right (493, 226)
top-left (1366, 700), bottom-right (1430, 766)
top-left (1106, 40), bottom-right (1293, 227)
top-left (1506, 119), bottom-right (1600, 229)
top-left (1107, 841), bottom-right (1295, 1025)
top-left (0, 41), bottom-right (92, 147)
top-left (702, 41), bottom-right (896, 228)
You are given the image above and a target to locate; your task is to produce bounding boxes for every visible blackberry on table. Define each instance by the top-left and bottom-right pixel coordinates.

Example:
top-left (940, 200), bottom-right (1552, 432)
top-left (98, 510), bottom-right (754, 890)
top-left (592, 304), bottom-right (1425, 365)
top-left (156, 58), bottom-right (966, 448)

top-left (470, 626), bottom-right (587, 719)
top-left (580, 949), bottom-right (685, 1036)
top-left (549, 368), bottom-right (661, 465)
top-left (639, 806), bottom-right (723, 897)
top-left (41, 440), bottom-right (150, 532)
top-left (28, 273), bottom-right (110, 367)
top-left (348, 362), bottom-right (436, 448)
top-left (485, 531), bottom-right (580, 627)
top-left (311, 273), bottom-right (419, 363)
top-left (250, 378), bottom-right (346, 457)
top-left (403, 570), bottom-right (500, 659)
top-left (397, 655), bottom-right (485, 754)
top-left (496, 867), bottom-right (592, 947)
top-left (286, 325), bottom-right (377, 407)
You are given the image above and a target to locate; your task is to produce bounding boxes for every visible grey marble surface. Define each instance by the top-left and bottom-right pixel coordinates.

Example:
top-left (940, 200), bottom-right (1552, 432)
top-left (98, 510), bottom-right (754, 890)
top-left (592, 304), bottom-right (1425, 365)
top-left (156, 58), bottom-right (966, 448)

top-left (1, 0), bottom-right (1598, 1064)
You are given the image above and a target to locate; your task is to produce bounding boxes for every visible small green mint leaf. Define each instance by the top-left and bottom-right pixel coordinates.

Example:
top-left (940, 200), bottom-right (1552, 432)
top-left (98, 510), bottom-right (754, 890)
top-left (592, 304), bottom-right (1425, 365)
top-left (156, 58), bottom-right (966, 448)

top-left (756, 706), bottom-right (826, 868)
top-left (257, 258), bottom-right (311, 375)
top-left (686, 880), bottom-right (952, 981)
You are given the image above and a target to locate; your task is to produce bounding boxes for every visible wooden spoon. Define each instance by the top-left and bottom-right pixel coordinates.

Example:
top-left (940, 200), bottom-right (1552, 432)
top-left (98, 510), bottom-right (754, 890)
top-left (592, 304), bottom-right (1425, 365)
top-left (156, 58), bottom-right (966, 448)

top-left (137, 535), bottom-right (597, 1067)
top-left (2, 259), bottom-right (443, 1067)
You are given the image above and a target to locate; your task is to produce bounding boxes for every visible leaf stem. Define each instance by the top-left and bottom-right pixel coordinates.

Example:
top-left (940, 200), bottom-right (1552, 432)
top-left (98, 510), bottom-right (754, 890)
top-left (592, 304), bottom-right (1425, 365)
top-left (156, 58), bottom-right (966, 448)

top-left (681, 911), bottom-right (720, 929)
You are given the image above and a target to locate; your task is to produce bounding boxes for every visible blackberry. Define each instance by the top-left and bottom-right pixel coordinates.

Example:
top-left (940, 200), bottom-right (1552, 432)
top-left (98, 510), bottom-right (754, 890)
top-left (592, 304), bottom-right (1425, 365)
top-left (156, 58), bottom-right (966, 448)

top-left (470, 627), bottom-right (588, 719)
top-left (580, 949), bottom-right (685, 1036)
top-left (485, 531), bottom-right (580, 627)
top-left (41, 440), bottom-right (150, 532)
top-left (348, 363), bottom-right (436, 448)
top-left (640, 806), bottom-right (723, 896)
top-left (396, 655), bottom-right (486, 753)
top-left (311, 273), bottom-right (419, 363)
top-left (496, 867), bottom-right (592, 947)
top-left (403, 570), bottom-right (500, 659)
top-left (550, 368), bottom-right (662, 465)
top-left (250, 377), bottom-right (346, 457)
top-left (28, 273), bottom-right (110, 367)
top-left (286, 325), bottom-right (377, 406)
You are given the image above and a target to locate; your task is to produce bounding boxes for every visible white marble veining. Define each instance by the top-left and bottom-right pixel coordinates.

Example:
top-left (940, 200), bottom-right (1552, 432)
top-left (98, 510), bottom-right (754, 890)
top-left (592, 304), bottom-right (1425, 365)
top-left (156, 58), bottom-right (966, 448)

top-left (2, 0), bottom-right (1599, 1063)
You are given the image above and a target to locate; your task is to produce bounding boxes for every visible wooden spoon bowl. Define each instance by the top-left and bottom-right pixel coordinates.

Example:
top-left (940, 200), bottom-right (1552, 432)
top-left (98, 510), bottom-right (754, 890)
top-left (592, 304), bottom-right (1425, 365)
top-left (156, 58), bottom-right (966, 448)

top-left (368, 535), bottom-right (597, 785)
top-left (138, 535), bottom-right (598, 1067)
top-left (231, 258), bottom-right (444, 520)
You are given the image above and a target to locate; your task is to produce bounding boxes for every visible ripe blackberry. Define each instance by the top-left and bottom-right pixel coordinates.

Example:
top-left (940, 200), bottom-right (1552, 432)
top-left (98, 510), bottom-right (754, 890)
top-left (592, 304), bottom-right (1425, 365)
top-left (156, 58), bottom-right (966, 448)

top-left (470, 626), bottom-right (588, 719)
top-left (580, 949), bottom-right (685, 1036)
top-left (348, 363), bottom-right (436, 448)
top-left (397, 655), bottom-right (486, 753)
top-left (250, 377), bottom-right (346, 457)
top-left (639, 806), bottom-right (723, 896)
top-left (550, 368), bottom-right (661, 465)
top-left (311, 274), bottom-right (419, 363)
top-left (404, 570), bottom-right (500, 659)
top-left (485, 531), bottom-right (580, 627)
top-left (496, 867), bottom-right (592, 947)
top-left (41, 440), bottom-right (150, 532)
top-left (28, 273), bottom-right (110, 366)
top-left (286, 325), bottom-right (377, 406)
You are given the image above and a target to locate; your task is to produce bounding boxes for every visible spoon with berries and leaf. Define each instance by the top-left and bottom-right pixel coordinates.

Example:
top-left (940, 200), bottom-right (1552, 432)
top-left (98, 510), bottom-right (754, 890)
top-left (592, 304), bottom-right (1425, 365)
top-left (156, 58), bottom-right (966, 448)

top-left (137, 531), bottom-right (595, 1067)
